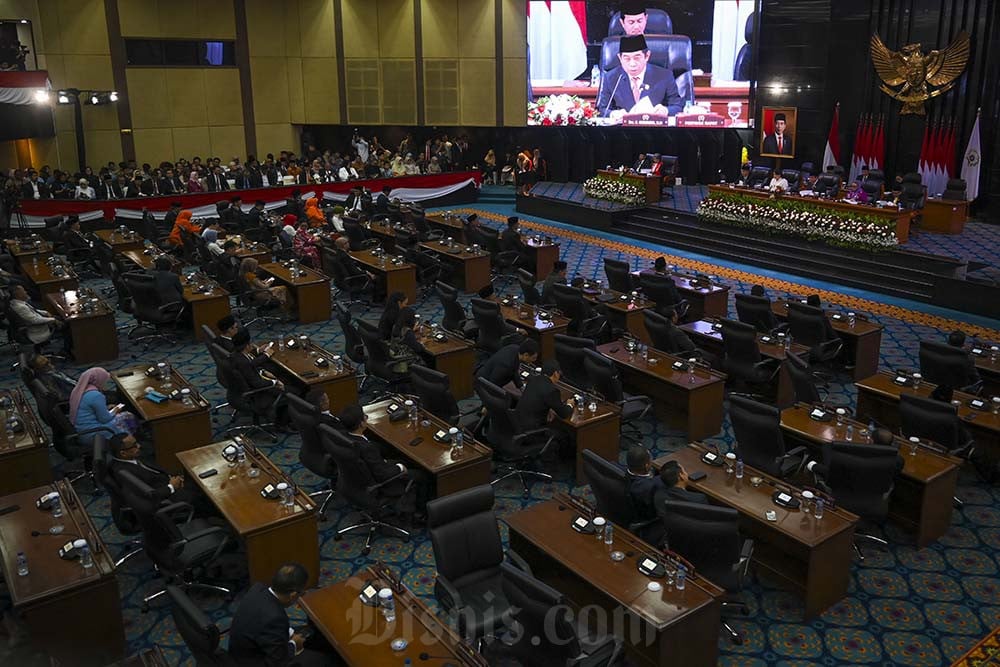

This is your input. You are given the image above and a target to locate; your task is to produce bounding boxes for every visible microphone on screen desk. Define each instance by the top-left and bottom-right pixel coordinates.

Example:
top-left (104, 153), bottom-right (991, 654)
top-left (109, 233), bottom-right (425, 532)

top-left (602, 74), bottom-right (624, 118)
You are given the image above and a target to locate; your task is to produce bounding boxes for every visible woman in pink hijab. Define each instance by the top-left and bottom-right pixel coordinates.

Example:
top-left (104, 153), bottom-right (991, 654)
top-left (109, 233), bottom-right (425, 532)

top-left (69, 368), bottom-right (137, 445)
top-left (186, 170), bottom-right (204, 193)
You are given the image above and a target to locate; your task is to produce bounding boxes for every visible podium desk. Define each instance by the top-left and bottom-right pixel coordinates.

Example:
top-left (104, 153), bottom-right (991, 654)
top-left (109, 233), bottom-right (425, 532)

top-left (267, 338), bottom-right (358, 413)
top-left (182, 275), bottom-right (231, 341)
top-left (45, 288), bottom-right (119, 363)
top-left (260, 262), bottom-right (331, 324)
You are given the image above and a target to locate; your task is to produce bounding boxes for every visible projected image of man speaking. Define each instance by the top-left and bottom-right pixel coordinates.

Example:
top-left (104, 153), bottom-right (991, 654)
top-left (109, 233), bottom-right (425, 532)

top-left (596, 33), bottom-right (683, 119)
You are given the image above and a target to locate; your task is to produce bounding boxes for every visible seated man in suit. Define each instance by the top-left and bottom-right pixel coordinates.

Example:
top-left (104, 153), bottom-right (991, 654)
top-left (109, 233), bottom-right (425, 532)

top-left (500, 216), bottom-right (533, 268)
top-left (805, 293), bottom-right (837, 339)
top-left (625, 446), bottom-right (661, 521)
top-left (946, 329), bottom-right (981, 387)
top-left (150, 256), bottom-right (184, 305)
top-left (221, 196), bottom-right (247, 226)
top-left (205, 166), bottom-right (229, 192)
top-left (28, 354), bottom-right (78, 401)
top-left (8, 285), bottom-right (61, 347)
top-left (653, 460), bottom-right (708, 510)
top-left (597, 34), bottom-right (683, 120)
top-left (514, 360), bottom-right (574, 430)
top-left (228, 562), bottom-right (335, 666)
top-left (215, 314), bottom-right (239, 353)
top-left (479, 339), bottom-right (539, 390)
top-left (540, 260), bottom-right (568, 305)
top-left (340, 403), bottom-right (427, 522)
top-left (619, 0), bottom-right (649, 35)
top-left (230, 329), bottom-right (291, 429)
top-left (61, 216), bottom-right (91, 253)
top-left (305, 389), bottom-right (343, 430)
top-left (108, 433), bottom-right (192, 504)
top-left (737, 163), bottom-right (752, 186)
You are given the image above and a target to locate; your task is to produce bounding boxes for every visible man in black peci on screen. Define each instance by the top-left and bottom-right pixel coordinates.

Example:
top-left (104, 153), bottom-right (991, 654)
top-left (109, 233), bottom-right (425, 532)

top-left (597, 34), bottom-right (683, 120)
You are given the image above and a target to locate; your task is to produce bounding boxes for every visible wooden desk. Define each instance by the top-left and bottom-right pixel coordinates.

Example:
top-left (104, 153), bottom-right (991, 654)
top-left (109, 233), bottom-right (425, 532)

top-left (417, 328), bottom-right (476, 399)
top-left (93, 228), bottom-right (144, 253)
top-left (267, 338), bottom-right (358, 413)
top-left (597, 169), bottom-right (662, 204)
top-left (0, 481), bottom-right (125, 665)
top-left (655, 443), bottom-right (858, 618)
top-left (4, 238), bottom-right (53, 269)
top-left (508, 368), bottom-right (622, 480)
top-left (922, 197), bottom-right (968, 234)
top-left (181, 274), bottom-right (232, 341)
top-left (522, 235), bottom-right (561, 280)
top-left (970, 346), bottom-right (1000, 397)
top-left (581, 283), bottom-right (653, 343)
top-left (301, 564), bottom-right (487, 666)
top-left (855, 371), bottom-right (1000, 469)
top-left (112, 365), bottom-right (214, 473)
top-left (0, 389), bottom-right (52, 496)
top-left (631, 269), bottom-right (731, 321)
top-left (425, 212), bottom-right (467, 243)
top-left (679, 319), bottom-right (807, 407)
top-left (260, 262), bottom-right (331, 324)
top-left (597, 341), bottom-right (726, 440)
top-left (348, 250), bottom-right (417, 303)
top-left (361, 219), bottom-right (397, 252)
top-left (420, 240), bottom-right (491, 294)
top-left (44, 288), bottom-right (119, 363)
top-left (506, 496), bottom-right (722, 667)
top-left (177, 440), bottom-right (320, 587)
top-left (708, 184), bottom-right (915, 243)
top-left (780, 403), bottom-right (960, 546)
top-left (21, 261), bottom-right (78, 297)
top-left (119, 248), bottom-right (182, 274)
top-left (227, 235), bottom-right (271, 264)
top-left (363, 399), bottom-right (492, 497)
top-left (489, 296), bottom-right (570, 360)
top-left (772, 299), bottom-right (883, 380)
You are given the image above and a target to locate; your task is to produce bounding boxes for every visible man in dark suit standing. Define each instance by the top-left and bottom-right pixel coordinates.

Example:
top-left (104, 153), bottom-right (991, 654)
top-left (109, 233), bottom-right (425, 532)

top-left (597, 34), bottom-right (683, 119)
top-left (228, 562), bottom-right (335, 666)
top-left (222, 196), bottom-right (247, 225)
top-left (374, 186), bottom-right (391, 214)
top-left (206, 166), bottom-right (229, 192)
top-left (762, 112), bottom-right (793, 155)
top-left (479, 339), bottom-right (539, 390)
top-left (514, 360), bottom-right (574, 429)
top-left (232, 167), bottom-right (253, 190)
top-left (95, 174), bottom-right (124, 200)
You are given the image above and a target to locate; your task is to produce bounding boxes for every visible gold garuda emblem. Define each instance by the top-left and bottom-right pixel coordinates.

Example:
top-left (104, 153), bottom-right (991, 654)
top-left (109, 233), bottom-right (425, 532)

top-left (870, 32), bottom-right (970, 115)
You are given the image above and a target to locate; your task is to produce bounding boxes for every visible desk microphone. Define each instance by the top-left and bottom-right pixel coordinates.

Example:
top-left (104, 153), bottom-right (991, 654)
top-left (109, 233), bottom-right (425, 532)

top-left (418, 652), bottom-right (457, 664)
top-left (602, 74), bottom-right (623, 117)
top-left (32, 530), bottom-right (82, 540)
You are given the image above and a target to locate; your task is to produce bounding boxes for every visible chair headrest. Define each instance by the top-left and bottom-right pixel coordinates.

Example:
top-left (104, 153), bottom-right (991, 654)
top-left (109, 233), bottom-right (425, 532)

top-left (661, 499), bottom-right (738, 523)
top-left (902, 172), bottom-right (922, 184)
top-left (729, 393), bottom-right (780, 419)
top-left (426, 484), bottom-right (495, 529)
top-left (744, 12), bottom-right (755, 42)
top-left (608, 8), bottom-right (673, 36)
top-left (600, 34), bottom-right (692, 73)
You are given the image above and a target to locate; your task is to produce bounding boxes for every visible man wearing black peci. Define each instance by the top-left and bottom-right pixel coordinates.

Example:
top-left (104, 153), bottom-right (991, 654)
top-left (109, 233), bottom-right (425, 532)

top-left (597, 34), bottom-right (683, 119)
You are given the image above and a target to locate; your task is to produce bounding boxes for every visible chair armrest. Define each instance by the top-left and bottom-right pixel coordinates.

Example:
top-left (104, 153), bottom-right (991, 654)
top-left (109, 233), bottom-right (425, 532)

top-left (156, 501), bottom-right (195, 525)
top-left (736, 538), bottom-right (754, 579)
top-left (779, 445), bottom-right (808, 462)
top-left (360, 238), bottom-right (379, 249)
top-left (434, 572), bottom-right (465, 612)
top-left (627, 516), bottom-right (659, 535)
top-left (506, 549), bottom-right (533, 576)
top-left (180, 525), bottom-right (232, 563)
top-left (961, 380), bottom-right (984, 396)
top-left (242, 383), bottom-right (279, 398)
top-left (366, 468), bottom-right (407, 493)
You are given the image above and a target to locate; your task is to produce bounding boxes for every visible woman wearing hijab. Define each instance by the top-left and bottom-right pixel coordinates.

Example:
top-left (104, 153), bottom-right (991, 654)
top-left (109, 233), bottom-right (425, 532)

top-left (403, 154), bottom-right (420, 175)
top-left (74, 178), bottom-right (95, 200)
top-left (168, 209), bottom-right (200, 247)
top-left (239, 257), bottom-right (287, 307)
top-left (279, 214), bottom-right (297, 247)
top-left (304, 197), bottom-right (325, 229)
top-left (378, 291), bottom-right (408, 340)
top-left (293, 221), bottom-right (321, 268)
top-left (70, 368), bottom-right (138, 445)
top-left (203, 228), bottom-right (225, 256)
top-left (186, 170), bottom-right (204, 193)
top-left (391, 154), bottom-right (406, 177)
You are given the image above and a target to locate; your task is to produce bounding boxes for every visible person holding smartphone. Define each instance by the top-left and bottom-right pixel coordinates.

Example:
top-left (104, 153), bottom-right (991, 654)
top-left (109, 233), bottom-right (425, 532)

top-left (69, 368), bottom-right (138, 446)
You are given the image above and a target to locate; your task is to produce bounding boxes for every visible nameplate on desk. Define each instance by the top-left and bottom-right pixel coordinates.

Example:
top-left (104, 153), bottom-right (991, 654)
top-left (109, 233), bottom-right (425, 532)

top-left (969, 399), bottom-right (987, 411)
top-left (260, 484), bottom-right (281, 499)
top-left (433, 333), bottom-right (447, 342)
top-left (359, 583), bottom-right (380, 607)
top-left (638, 557), bottom-right (666, 578)
top-left (537, 311), bottom-right (552, 321)
top-left (760, 336), bottom-right (774, 345)
top-left (672, 361), bottom-right (687, 371)
top-left (772, 491), bottom-right (800, 509)
top-left (893, 376), bottom-right (912, 387)
top-left (831, 313), bottom-right (843, 321)
top-left (433, 430), bottom-right (451, 443)
top-left (971, 348), bottom-right (984, 356)
top-left (711, 322), bottom-right (723, 331)
top-left (701, 450), bottom-right (723, 466)
top-left (571, 516), bottom-right (595, 534)
top-left (809, 408), bottom-right (830, 421)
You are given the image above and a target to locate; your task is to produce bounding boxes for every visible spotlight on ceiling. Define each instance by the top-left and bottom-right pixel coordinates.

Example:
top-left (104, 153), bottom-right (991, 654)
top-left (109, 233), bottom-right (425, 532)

top-left (90, 94), bottom-right (99, 105)
top-left (57, 91), bottom-right (71, 104)
top-left (109, 91), bottom-right (118, 102)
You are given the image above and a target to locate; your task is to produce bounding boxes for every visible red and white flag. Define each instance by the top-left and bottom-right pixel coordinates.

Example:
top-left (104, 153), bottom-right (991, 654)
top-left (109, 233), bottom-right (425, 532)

top-left (822, 103), bottom-right (840, 173)
top-left (871, 117), bottom-right (885, 171)
top-left (918, 122), bottom-right (934, 187)
top-left (849, 115), bottom-right (871, 184)
top-left (527, 1), bottom-right (588, 82)
top-left (0, 70), bottom-right (50, 105)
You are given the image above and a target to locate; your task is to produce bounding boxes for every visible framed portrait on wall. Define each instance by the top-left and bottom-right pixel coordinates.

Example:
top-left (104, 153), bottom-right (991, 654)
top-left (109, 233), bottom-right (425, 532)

top-left (759, 106), bottom-right (797, 159)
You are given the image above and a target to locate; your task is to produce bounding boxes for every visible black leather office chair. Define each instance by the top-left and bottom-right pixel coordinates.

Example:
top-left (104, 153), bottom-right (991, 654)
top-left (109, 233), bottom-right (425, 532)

top-left (728, 394), bottom-right (807, 478)
top-left (607, 8), bottom-right (672, 35)
top-left (166, 585), bottom-right (234, 665)
top-left (899, 173), bottom-right (925, 209)
top-left (810, 442), bottom-right (903, 560)
top-left (329, 248), bottom-right (374, 310)
top-left (899, 393), bottom-right (974, 459)
top-left (122, 272), bottom-right (184, 349)
top-left (598, 35), bottom-right (694, 108)
top-left (943, 178), bottom-right (967, 200)
top-left (553, 334), bottom-right (596, 391)
top-left (734, 293), bottom-right (782, 333)
top-left (426, 484), bottom-right (529, 651)
top-left (783, 351), bottom-right (827, 404)
top-left (733, 12), bottom-right (755, 81)
top-left (582, 349), bottom-right (651, 447)
top-left (214, 343), bottom-right (280, 441)
top-left (410, 363), bottom-right (477, 426)
top-left (436, 281), bottom-right (476, 338)
top-left (343, 218), bottom-right (378, 251)
top-left (551, 283), bottom-right (607, 340)
top-left (719, 318), bottom-right (780, 396)
top-left (93, 436), bottom-right (144, 567)
top-left (517, 269), bottom-right (540, 305)
top-left (660, 501), bottom-right (753, 644)
top-left (31, 378), bottom-right (102, 487)
top-left (333, 302), bottom-right (369, 391)
top-left (118, 469), bottom-right (233, 611)
top-left (746, 166), bottom-right (771, 189)
top-left (603, 258), bottom-right (635, 294)
top-left (320, 424), bottom-right (410, 555)
top-left (814, 173), bottom-right (842, 197)
top-left (470, 297), bottom-right (520, 355)
top-left (581, 449), bottom-right (659, 541)
top-left (476, 377), bottom-right (556, 494)
top-left (499, 561), bottom-right (622, 666)
top-left (286, 393), bottom-right (337, 518)
top-left (918, 340), bottom-right (983, 394)
top-left (355, 318), bottom-right (409, 394)
top-left (640, 309), bottom-right (694, 359)
top-left (861, 170), bottom-right (886, 199)
top-left (786, 302), bottom-right (843, 367)
top-left (637, 272), bottom-right (688, 320)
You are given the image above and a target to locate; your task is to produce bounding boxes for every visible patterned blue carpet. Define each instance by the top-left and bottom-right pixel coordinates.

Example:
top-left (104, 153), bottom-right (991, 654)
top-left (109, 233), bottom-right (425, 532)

top-left (2, 197), bottom-right (1000, 666)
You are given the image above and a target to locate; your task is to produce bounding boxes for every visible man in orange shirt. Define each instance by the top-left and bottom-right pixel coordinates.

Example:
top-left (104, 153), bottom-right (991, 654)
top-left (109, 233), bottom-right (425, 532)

top-left (167, 209), bottom-right (200, 247)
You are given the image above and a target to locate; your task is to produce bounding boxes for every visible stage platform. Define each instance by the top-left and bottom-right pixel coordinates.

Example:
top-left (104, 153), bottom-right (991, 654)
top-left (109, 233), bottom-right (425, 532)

top-left (518, 181), bottom-right (1000, 319)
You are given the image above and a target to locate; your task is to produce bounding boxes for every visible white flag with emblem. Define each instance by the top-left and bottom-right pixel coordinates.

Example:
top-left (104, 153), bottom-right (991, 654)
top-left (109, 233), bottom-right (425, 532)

top-left (961, 113), bottom-right (981, 201)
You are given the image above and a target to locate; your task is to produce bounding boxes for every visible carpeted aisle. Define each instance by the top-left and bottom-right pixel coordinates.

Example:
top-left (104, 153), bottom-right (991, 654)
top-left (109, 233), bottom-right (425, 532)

top-left (2, 200), bottom-right (999, 666)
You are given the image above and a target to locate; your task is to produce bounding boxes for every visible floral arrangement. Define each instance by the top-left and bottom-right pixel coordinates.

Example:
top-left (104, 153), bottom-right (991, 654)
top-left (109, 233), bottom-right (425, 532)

top-left (697, 192), bottom-right (898, 251)
top-left (583, 176), bottom-right (646, 206)
top-left (527, 94), bottom-right (598, 126)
